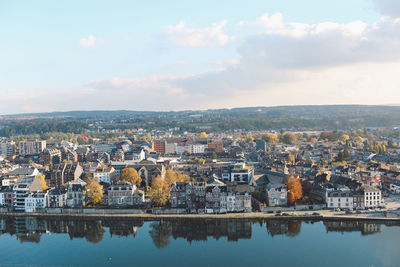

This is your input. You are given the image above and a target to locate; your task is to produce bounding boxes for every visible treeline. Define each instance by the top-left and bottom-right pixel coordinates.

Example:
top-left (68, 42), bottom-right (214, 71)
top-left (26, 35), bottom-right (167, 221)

top-left (0, 120), bottom-right (88, 137)
top-left (1, 105), bottom-right (400, 136)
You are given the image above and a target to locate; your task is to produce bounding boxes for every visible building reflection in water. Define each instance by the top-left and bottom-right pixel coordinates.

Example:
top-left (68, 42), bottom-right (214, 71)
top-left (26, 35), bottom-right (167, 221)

top-left (0, 216), bottom-right (393, 247)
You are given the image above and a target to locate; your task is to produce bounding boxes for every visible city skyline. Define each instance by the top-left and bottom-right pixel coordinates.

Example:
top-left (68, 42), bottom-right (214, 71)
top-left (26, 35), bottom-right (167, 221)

top-left (1, 0), bottom-right (400, 114)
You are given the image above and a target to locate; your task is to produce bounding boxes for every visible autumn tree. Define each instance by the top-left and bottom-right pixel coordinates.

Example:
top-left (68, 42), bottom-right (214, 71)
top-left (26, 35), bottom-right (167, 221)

top-left (200, 132), bottom-right (208, 138)
top-left (288, 153), bottom-right (296, 165)
top-left (121, 168), bottom-right (142, 186)
top-left (36, 174), bottom-right (49, 191)
top-left (262, 133), bottom-right (278, 144)
top-left (340, 134), bottom-right (350, 142)
top-left (151, 169), bottom-right (189, 206)
top-left (164, 169), bottom-right (189, 186)
top-left (151, 177), bottom-right (170, 206)
top-left (320, 131), bottom-right (336, 141)
top-left (85, 180), bottom-right (104, 205)
top-left (285, 176), bottom-right (302, 205)
top-left (281, 133), bottom-right (298, 144)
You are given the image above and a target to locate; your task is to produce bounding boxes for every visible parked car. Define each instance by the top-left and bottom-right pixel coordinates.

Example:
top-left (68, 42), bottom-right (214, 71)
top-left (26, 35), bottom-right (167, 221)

top-left (312, 212), bottom-right (320, 216)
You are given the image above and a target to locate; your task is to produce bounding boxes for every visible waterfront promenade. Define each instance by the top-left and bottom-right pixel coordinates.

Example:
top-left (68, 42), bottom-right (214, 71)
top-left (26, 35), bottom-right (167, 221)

top-left (1, 209), bottom-right (400, 222)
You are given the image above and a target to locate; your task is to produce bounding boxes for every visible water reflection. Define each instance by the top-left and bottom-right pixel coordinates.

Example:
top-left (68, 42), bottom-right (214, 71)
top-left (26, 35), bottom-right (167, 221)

top-left (0, 216), bottom-right (394, 248)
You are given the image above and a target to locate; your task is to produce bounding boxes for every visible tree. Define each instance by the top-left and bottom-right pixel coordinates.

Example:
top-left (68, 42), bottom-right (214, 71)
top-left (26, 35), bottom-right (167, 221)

top-left (151, 169), bottom-right (189, 206)
top-left (36, 174), bottom-right (48, 191)
top-left (320, 131), bottom-right (336, 141)
top-left (151, 177), bottom-right (170, 206)
top-left (245, 134), bottom-right (254, 142)
top-left (340, 134), bottom-right (350, 142)
top-left (121, 168), bottom-right (142, 186)
top-left (164, 169), bottom-right (189, 186)
top-left (200, 132), bottom-right (208, 138)
top-left (288, 153), bottom-right (295, 165)
top-left (212, 152), bottom-right (218, 160)
top-left (286, 176), bottom-right (302, 205)
top-left (261, 133), bottom-right (279, 144)
top-left (85, 181), bottom-right (104, 205)
top-left (281, 133), bottom-right (298, 144)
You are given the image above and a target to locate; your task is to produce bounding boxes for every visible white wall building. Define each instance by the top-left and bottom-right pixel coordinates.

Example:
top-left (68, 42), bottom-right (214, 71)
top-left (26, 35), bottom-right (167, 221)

top-left (326, 189), bottom-right (353, 210)
top-left (191, 144), bottom-right (206, 154)
top-left (93, 167), bottom-right (115, 184)
top-left (364, 187), bottom-right (383, 208)
top-left (19, 140), bottom-right (46, 155)
top-left (25, 192), bottom-right (48, 213)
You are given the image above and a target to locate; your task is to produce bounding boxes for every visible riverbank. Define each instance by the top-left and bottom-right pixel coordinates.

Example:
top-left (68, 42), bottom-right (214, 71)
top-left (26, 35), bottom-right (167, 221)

top-left (1, 210), bottom-right (400, 222)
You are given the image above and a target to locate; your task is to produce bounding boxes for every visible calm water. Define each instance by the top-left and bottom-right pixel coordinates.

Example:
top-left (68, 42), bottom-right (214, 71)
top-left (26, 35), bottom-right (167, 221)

top-left (0, 216), bottom-right (399, 267)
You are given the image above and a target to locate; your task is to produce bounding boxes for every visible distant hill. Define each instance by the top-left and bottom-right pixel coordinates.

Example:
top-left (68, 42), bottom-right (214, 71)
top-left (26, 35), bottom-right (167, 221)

top-left (1, 105), bottom-right (400, 136)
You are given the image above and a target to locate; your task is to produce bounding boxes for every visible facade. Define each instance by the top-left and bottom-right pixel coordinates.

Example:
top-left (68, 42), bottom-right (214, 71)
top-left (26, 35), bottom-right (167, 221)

top-left (221, 163), bottom-right (255, 185)
top-left (94, 143), bottom-right (116, 154)
top-left (47, 188), bottom-right (67, 208)
top-left (152, 141), bottom-right (167, 154)
top-left (47, 163), bottom-right (83, 188)
top-left (13, 175), bottom-right (43, 211)
top-left (389, 180), bottom-right (400, 194)
top-left (66, 180), bottom-right (86, 208)
top-left (107, 181), bottom-right (137, 206)
top-left (93, 166), bottom-right (115, 184)
top-left (0, 139), bottom-right (16, 158)
top-left (191, 144), bottom-right (206, 154)
top-left (230, 165), bottom-right (254, 185)
top-left (363, 187), bottom-right (383, 208)
top-left (0, 186), bottom-right (14, 206)
top-left (25, 192), bottom-right (48, 213)
top-left (39, 148), bottom-right (62, 165)
top-left (266, 184), bottom-right (288, 207)
top-left (326, 190), bottom-right (354, 210)
top-left (19, 140), bottom-right (46, 155)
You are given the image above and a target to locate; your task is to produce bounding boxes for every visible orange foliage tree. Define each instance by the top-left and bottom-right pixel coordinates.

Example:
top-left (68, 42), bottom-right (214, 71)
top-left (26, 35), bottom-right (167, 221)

top-left (286, 175), bottom-right (302, 205)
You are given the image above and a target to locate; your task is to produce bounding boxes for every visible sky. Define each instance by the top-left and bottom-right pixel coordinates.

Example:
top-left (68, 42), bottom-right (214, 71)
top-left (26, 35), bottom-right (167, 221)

top-left (1, 0), bottom-right (400, 114)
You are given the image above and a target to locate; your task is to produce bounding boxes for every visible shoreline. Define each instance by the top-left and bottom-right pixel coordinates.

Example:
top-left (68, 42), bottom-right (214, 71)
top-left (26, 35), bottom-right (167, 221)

top-left (1, 211), bottom-right (400, 222)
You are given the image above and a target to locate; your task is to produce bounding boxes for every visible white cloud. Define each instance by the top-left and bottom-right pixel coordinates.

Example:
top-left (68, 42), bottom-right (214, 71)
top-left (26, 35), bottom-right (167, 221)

top-left (81, 14), bottom-right (400, 110)
top-left (174, 60), bottom-right (189, 65)
top-left (207, 58), bottom-right (240, 66)
top-left (164, 20), bottom-right (235, 47)
top-left (4, 13), bottom-right (400, 114)
top-left (79, 34), bottom-right (104, 48)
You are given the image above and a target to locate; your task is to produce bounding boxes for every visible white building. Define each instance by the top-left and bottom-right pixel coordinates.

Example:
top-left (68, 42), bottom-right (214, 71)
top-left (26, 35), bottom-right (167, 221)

top-left (165, 143), bottom-right (176, 154)
top-left (13, 175), bottom-right (43, 211)
top-left (25, 192), bottom-right (48, 213)
top-left (93, 166), bottom-right (115, 184)
top-left (230, 164), bottom-right (254, 185)
top-left (326, 189), bottom-right (354, 210)
top-left (19, 140), bottom-right (46, 155)
top-left (389, 180), bottom-right (400, 194)
top-left (0, 139), bottom-right (16, 158)
top-left (364, 187), bottom-right (383, 208)
top-left (266, 184), bottom-right (288, 207)
top-left (191, 144), bottom-right (206, 154)
top-left (94, 143), bottom-right (116, 154)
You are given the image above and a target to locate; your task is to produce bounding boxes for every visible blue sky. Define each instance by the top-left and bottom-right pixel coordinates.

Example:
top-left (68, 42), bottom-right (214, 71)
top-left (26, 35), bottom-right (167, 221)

top-left (0, 0), bottom-right (399, 114)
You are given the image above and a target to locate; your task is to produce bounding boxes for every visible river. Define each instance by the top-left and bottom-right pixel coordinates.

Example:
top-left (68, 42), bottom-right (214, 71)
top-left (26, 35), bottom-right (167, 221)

top-left (0, 217), bottom-right (399, 266)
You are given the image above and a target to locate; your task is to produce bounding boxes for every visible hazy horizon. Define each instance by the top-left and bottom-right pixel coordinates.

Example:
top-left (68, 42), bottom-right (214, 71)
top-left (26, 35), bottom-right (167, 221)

top-left (2, 0), bottom-right (400, 114)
